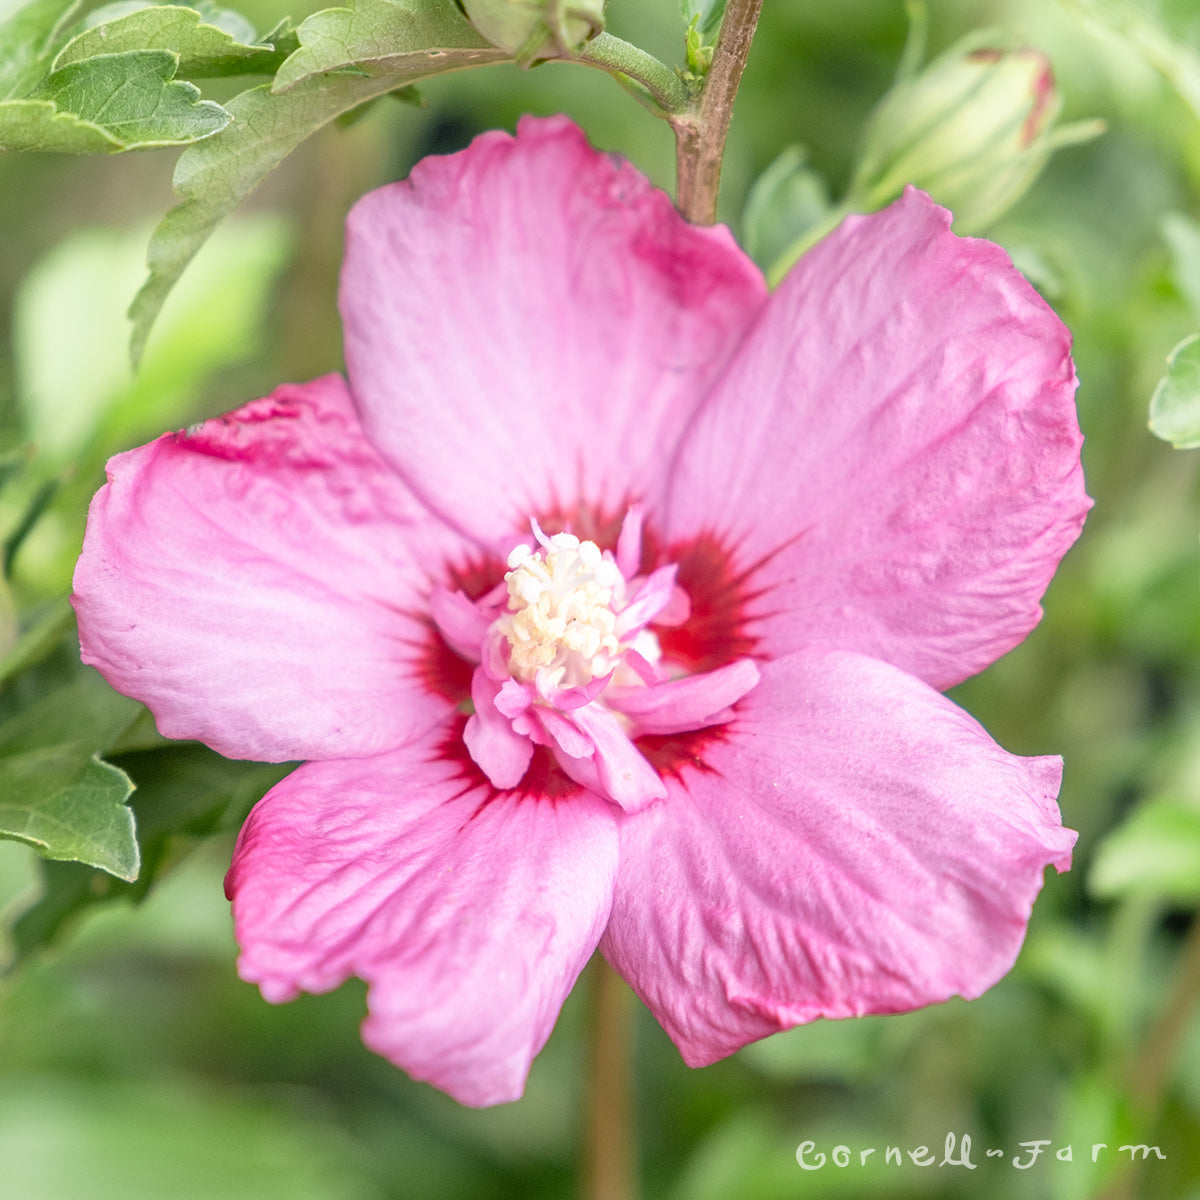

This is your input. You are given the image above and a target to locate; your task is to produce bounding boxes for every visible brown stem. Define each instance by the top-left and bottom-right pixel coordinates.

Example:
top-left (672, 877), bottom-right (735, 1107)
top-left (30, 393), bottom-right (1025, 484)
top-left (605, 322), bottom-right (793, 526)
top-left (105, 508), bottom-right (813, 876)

top-left (1129, 913), bottom-right (1200, 1111)
top-left (583, 956), bottom-right (637, 1200)
top-left (1094, 914), bottom-right (1200, 1200)
top-left (673, 0), bottom-right (764, 224)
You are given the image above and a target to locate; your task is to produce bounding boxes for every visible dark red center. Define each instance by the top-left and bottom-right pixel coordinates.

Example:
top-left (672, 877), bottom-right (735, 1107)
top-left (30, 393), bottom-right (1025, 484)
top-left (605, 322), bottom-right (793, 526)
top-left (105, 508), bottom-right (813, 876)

top-left (418, 510), bottom-right (757, 802)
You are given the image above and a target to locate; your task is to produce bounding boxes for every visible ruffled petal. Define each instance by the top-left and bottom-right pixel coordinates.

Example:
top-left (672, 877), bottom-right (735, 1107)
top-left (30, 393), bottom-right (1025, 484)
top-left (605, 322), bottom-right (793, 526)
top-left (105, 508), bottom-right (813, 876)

top-left (605, 658), bottom-right (759, 735)
top-left (663, 188), bottom-right (1090, 689)
top-left (464, 668), bottom-right (533, 788)
top-left (570, 703), bottom-right (666, 812)
top-left (72, 375), bottom-right (470, 762)
top-left (340, 115), bottom-right (767, 541)
top-left (429, 587), bottom-right (489, 661)
top-left (615, 564), bottom-right (679, 639)
top-left (225, 727), bottom-right (618, 1107)
top-left (602, 649), bottom-right (1074, 1067)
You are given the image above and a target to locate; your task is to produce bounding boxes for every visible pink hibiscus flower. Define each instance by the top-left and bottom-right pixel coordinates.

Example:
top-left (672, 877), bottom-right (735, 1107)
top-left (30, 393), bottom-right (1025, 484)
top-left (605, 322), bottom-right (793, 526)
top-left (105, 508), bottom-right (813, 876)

top-left (72, 116), bottom-right (1088, 1107)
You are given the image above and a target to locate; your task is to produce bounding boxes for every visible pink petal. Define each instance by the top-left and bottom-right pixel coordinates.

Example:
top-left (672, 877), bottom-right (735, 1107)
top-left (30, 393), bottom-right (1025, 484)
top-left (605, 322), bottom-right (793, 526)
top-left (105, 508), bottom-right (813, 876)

top-left (464, 668), bottom-right (533, 789)
top-left (537, 669), bottom-right (612, 711)
top-left (605, 658), bottom-right (760, 735)
top-left (615, 564), bottom-right (679, 639)
top-left (72, 375), bottom-right (472, 762)
top-left (225, 726), bottom-right (618, 1107)
top-left (494, 678), bottom-right (533, 719)
top-left (532, 703), bottom-right (594, 759)
top-left (602, 649), bottom-right (1074, 1066)
top-left (662, 188), bottom-right (1090, 690)
top-left (429, 587), bottom-right (490, 661)
top-left (614, 505), bottom-right (644, 578)
top-left (652, 585), bottom-right (691, 628)
top-left (570, 703), bottom-right (666, 813)
top-left (340, 115), bottom-right (767, 541)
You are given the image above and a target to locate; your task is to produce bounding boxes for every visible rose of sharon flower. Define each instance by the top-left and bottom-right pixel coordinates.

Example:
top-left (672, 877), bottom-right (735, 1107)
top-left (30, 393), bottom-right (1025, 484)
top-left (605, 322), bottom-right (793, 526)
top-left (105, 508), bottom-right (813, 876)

top-left (72, 116), bottom-right (1088, 1107)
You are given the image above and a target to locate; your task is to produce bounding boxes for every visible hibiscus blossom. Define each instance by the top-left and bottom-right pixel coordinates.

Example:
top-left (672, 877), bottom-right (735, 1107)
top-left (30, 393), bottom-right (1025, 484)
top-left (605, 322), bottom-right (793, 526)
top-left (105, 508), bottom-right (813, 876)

top-left (72, 116), bottom-right (1088, 1107)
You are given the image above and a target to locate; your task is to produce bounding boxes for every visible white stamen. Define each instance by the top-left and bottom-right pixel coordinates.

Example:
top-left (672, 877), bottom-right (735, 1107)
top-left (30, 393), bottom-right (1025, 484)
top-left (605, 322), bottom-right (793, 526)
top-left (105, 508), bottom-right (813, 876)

top-left (499, 530), bottom-right (626, 687)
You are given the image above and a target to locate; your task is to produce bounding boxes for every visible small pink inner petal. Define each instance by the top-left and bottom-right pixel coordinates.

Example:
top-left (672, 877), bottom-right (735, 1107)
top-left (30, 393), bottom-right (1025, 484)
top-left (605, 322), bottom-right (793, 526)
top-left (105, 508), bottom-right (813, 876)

top-left (571, 704), bottom-right (666, 813)
top-left (481, 627), bottom-right (511, 682)
top-left (653, 585), bottom-right (691, 628)
top-left (534, 705), bottom-right (595, 760)
top-left (494, 679), bottom-right (533, 719)
top-left (615, 564), bottom-right (680, 639)
top-left (510, 709), bottom-right (551, 746)
top-left (538, 670), bottom-right (613, 711)
top-left (615, 506), bottom-right (644, 579)
top-left (463, 669), bottom-right (532, 789)
top-left (429, 587), bottom-right (490, 661)
top-left (623, 649), bottom-right (663, 686)
top-left (607, 658), bottom-right (761, 736)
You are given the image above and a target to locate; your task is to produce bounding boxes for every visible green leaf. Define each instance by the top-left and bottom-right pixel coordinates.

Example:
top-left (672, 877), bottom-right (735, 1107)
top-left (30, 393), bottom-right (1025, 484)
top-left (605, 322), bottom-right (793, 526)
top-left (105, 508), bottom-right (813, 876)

top-left (272, 0), bottom-right (505, 94)
top-left (0, 1077), bottom-right (378, 1200)
top-left (0, 96), bottom-right (127, 151)
top-left (1069, 0), bottom-right (1200, 124)
top-left (53, 4), bottom-right (291, 79)
top-left (0, 754), bottom-right (137, 881)
top-left (1089, 795), bottom-right (1200, 902)
top-left (130, 3), bottom-right (508, 360)
top-left (0, 661), bottom-right (141, 761)
top-left (15, 215), bottom-right (292, 462)
top-left (1149, 332), bottom-right (1200, 447)
top-left (0, 48), bottom-right (230, 151)
top-left (740, 145), bottom-right (832, 271)
top-left (0, 0), bottom-right (83, 100)
top-left (679, 0), bottom-right (725, 40)
top-left (11, 745), bottom-right (291, 961)
top-left (37, 49), bottom-right (228, 138)
top-left (0, 656), bottom-right (142, 881)
top-left (1162, 212), bottom-right (1200, 324)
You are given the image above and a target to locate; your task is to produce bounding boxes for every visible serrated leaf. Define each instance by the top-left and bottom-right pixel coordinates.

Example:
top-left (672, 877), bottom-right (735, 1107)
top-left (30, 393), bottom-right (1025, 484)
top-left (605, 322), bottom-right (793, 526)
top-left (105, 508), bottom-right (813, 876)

top-left (0, 96), bottom-right (123, 150)
top-left (1089, 796), bottom-right (1200, 902)
top-left (272, 0), bottom-right (505, 93)
top-left (1149, 332), bottom-right (1200, 447)
top-left (10, 745), bottom-right (291, 960)
top-left (32, 48), bottom-right (229, 141)
top-left (54, 5), bottom-right (289, 79)
top-left (0, 655), bottom-right (142, 880)
top-left (0, 46), bottom-right (230, 151)
top-left (0, 754), bottom-right (137, 880)
top-left (172, 0), bottom-right (255, 44)
top-left (0, 0), bottom-right (83, 100)
top-left (131, 10), bottom-right (506, 359)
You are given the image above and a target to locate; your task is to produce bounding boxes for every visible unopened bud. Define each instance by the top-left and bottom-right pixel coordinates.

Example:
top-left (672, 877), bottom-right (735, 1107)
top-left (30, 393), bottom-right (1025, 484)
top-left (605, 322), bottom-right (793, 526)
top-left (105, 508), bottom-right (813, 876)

top-left (848, 34), bottom-right (1098, 231)
top-left (461, 0), bottom-right (605, 66)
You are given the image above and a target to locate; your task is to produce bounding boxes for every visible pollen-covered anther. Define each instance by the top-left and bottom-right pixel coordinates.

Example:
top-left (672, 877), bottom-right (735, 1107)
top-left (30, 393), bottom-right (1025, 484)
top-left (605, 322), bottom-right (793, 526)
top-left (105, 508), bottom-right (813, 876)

top-left (499, 531), bottom-right (627, 687)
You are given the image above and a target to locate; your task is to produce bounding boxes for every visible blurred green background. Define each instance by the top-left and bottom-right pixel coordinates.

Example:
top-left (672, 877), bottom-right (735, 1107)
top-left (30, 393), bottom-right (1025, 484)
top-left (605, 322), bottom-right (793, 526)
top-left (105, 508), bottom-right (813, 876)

top-left (2, 0), bottom-right (1200, 1197)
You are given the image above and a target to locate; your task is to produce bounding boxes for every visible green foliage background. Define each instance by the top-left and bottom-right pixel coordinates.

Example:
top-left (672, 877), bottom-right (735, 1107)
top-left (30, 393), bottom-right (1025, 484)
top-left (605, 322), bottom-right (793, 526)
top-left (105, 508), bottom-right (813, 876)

top-left (2, 0), bottom-right (1200, 1197)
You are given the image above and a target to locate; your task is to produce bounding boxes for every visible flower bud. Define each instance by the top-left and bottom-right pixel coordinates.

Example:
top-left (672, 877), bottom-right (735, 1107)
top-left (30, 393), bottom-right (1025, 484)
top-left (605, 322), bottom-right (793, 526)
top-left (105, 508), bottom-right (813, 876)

top-left (461, 0), bottom-right (605, 66)
top-left (848, 34), bottom-right (1094, 231)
